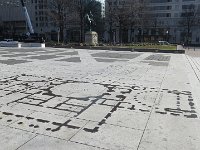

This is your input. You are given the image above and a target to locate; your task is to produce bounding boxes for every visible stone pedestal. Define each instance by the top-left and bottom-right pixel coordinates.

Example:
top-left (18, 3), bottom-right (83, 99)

top-left (177, 45), bottom-right (183, 50)
top-left (0, 42), bottom-right (45, 48)
top-left (21, 43), bottom-right (45, 48)
top-left (85, 31), bottom-right (98, 46)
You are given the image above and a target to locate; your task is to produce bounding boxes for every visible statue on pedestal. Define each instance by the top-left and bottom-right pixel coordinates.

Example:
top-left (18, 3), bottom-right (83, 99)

top-left (84, 11), bottom-right (98, 46)
top-left (85, 11), bottom-right (94, 32)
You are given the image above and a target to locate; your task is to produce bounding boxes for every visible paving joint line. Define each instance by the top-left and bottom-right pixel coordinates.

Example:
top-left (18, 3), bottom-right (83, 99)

top-left (15, 134), bottom-right (38, 150)
top-left (186, 55), bottom-right (200, 82)
top-left (69, 140), bottom-right (110, 150)
top-left (136, 58), bottom-right (169, 150)
top-left (68, 120), bottom-right (90, 141)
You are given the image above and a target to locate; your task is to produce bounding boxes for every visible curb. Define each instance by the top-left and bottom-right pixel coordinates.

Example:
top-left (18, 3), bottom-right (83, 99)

top-left (47, 46), bottom-right (185, 54)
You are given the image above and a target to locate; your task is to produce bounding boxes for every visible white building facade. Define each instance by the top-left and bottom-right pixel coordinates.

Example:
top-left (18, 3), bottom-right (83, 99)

top-left (105, 0), bottom-right (200, 44)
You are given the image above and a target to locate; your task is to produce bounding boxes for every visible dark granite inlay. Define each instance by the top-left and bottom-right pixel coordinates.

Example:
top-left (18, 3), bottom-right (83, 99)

top-left (26, 55), bottom-right (61, 60)
top-left (92, 52), bottom-right (141, 59)
top-left (57, 57), bottom-right (81, 62)
top-left (56, 51), bottom-right (79, 56)
top-left (2, 53), bottom-right (34, 57)
top-left (145, 54), bottom-right (171, 61)
top-left (95, 58), bottom-right (128, 62)
top-left (142, 61), bottom-right (169, 66)
top-left (2, 48), bottom-right (47, 53)
top-left (0, 59), bottom-right (31, 65)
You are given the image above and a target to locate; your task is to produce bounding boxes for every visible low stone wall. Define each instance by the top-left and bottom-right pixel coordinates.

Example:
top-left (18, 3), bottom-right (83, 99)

top-left (0, 42), bottom-right (19, 47)
top-left (49, 46), bottom-right (185, 54)
top-left (0, 42), bottom-right (45, 48)
top-left (20, 43), bottom-right (45, 48)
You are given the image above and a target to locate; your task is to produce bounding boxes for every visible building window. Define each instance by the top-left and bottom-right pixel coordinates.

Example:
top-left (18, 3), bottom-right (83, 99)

top-left (183, 0), bottom-right (195, 1)
top-left (196, 37), bottom-right (199, 43)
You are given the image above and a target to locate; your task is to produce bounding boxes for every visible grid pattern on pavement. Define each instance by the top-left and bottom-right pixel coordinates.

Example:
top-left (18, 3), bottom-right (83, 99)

top-left (0, 48), bottom-right (199, 150)
top-left (0, 74), bottom-right (198, 137)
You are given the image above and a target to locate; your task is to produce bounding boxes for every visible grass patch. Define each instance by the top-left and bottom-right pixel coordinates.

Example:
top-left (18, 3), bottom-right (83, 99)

top-left (128, 44), bottom-right (177, 50)
top-left (101, 43), bottom-right (177, 50)
top-left (46, 41), bottom-right (177, 50)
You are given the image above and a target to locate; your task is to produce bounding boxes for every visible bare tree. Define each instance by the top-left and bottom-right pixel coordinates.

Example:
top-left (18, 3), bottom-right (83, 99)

top-left (48, 0), bottom-right (72, 42)
top-left (129, 0), bottom-right (149, 42)
top-left (129, 0), bottom-right (145, 42)
top-left (115, 3), bottom-right (130, 43)
top-left (145, 16), bottom-right (159, 42)
top-left (179, 4), bottom-right (199, 44)
top-left (105, 0), bottom-right (115, 43)
top-left (105, 0), bottom-right (150, 44)
top-left (105, 0), bottom-right (131, 44)
top-left (73, 0), bottom-right (101, 42)
top-left (0, 21), bottom-right (3, 40)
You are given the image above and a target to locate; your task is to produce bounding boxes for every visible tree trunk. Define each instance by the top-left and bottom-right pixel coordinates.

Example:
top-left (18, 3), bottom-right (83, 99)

top-left (109, 22), bottom-right (113, 44)
top-left (59, 23), bottom-right (64, 42)
top-left (119, 22), bottom-right (122, 44)
top-left (187, 22), bottom-right (190, 44)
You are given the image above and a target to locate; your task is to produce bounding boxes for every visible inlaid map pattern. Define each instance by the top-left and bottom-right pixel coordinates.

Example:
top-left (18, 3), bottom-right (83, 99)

top-left (0, 74), bottom-right (197, 138)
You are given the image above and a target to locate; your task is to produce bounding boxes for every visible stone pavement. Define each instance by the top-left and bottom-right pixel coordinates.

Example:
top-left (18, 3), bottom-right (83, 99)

top-left (0, 47), bottom-right (200, 150)
top-left (185, 47), bottom-right (200, 57)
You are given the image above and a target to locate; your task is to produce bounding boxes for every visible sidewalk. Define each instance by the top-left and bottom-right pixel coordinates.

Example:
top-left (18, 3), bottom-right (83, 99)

top-left (185, 47), bottom-right (200, 82)
top-left (0, 47), bottom-right (199, 150)
top-left (185, 47), bottom-right (200, 57)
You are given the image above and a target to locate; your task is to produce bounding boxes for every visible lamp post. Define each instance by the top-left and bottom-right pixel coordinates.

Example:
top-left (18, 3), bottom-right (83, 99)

top-left (57, 27), bottom-right (60, 44)
top-left (166, 30), bottom-right (169, 42)
top-left (138, 28), bottom-right (141, 42)
top-left (113, 29), bottom-right (116, 45)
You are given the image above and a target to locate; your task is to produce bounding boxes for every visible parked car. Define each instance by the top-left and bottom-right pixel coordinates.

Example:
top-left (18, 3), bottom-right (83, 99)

top-left (158, 41), bottom-right (170, 45)
top-left (2, 39), bottom-right (14, 42)
top-left (0, 39), bottom-right (18, 47)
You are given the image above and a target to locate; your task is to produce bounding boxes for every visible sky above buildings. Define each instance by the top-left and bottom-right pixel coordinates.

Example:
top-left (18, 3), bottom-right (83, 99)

top-left (98, 0), bottom-right (105, 3)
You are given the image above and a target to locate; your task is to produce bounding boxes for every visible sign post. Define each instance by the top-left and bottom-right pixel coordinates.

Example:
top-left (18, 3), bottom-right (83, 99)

top-left (57, 27), bottom-right (60, 44)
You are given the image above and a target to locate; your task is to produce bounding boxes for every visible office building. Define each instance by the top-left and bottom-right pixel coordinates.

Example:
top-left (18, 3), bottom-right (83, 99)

top-left (0, 0), bottom-right (104, 42)
top-left (105, 0), bottom-right (200, 44)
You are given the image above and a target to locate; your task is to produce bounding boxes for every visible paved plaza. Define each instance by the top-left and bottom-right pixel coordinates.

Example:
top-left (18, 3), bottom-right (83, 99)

top-left (0, 47), bottom-right (200, 150)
